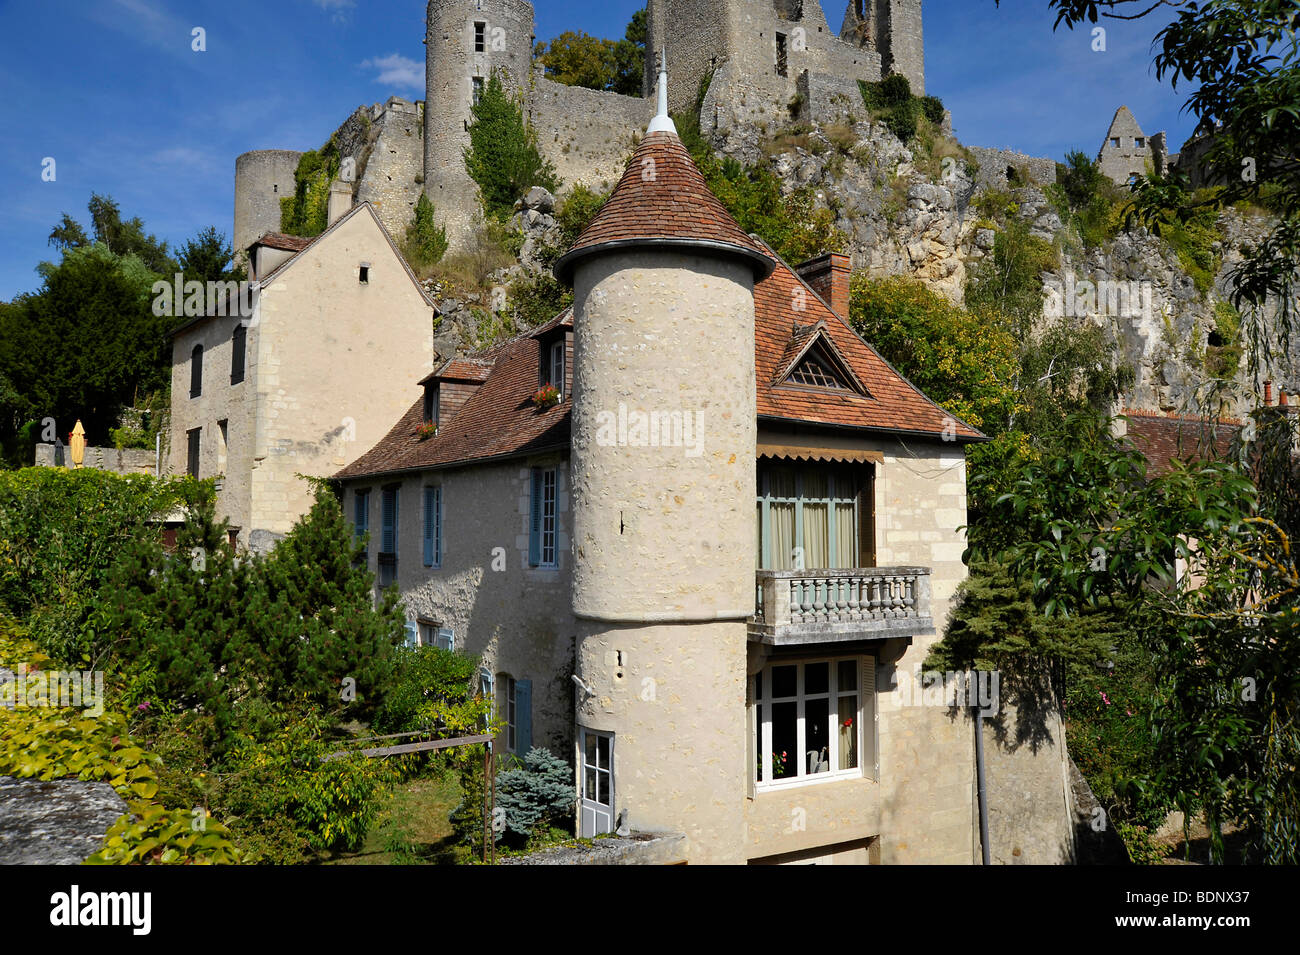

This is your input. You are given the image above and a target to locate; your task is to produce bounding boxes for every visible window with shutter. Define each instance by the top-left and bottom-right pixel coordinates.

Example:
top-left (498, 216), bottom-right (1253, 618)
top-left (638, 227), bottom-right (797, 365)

top-left (186, 428), bottom-right (201, 478)
top-left (379, 486), bottom-right (399, 587)
top-left (423, 485), bottom-right (441, 567)
top-left (231, 324), bottom-right (246, 384)
top-left (515, 679), bottom-right (532, 754)
top-left (354, 489), bottom-right (370, 561)
top-left (528, 468), bottom-right (542, 566)
top-left (190, 345), bottom-right (203, 398)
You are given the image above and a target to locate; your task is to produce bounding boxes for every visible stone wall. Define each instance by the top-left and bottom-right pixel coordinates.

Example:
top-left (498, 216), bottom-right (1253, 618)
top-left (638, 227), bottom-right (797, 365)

top-left (370, 452), bottom-right (577, 757)
top-left (527, 79), bottom-right (650, 194)
top-left (34, 443), bottom-right (157, 475)
top-left (967, 146), bottom-right (1058, 192)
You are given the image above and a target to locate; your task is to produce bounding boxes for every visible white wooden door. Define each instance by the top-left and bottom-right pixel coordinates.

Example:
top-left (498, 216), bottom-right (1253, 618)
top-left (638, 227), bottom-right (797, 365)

top-left (579, 728), bottom-right (614, 838)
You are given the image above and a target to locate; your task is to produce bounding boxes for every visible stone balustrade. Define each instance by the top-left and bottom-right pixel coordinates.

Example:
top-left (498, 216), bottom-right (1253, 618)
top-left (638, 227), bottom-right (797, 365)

top-left (750, 567), bottom-right (934, 645)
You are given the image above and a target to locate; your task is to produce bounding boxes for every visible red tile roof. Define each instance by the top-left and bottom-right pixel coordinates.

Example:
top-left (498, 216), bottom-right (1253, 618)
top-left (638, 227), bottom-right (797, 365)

top-left (255, 232), bottom-right (314, 252)
top-left (554, 131), bottom-right (773, 284)
top-left (754, 241), bottom-right (984, 440)
top-left (419, 358), bottom-right (495, 386)
top-left (1122, 409), bottom-right (1241, 476)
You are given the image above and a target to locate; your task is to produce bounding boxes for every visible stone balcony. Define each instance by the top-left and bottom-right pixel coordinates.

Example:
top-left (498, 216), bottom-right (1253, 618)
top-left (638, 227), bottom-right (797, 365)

top-left (750, 567), bottom-right (935, 645)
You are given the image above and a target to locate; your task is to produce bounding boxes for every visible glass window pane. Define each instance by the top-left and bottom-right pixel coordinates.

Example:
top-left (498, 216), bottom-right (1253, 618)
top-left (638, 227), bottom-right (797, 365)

top-left (806, 696), bottom-right (830, 774)
top-left (838, 659), bottom-right (858, 692)
top-left (584, 731), bottom-right (596, 767)
top-left (803, 502), bottom-right (829, 568)
top-left (755, 701), bottom-right (764, 781)
top-left (771, 665), bottom-right (797, 698)
top-left (770, 502), bottom-right (795, 569)
top-left (772, 701), bottom-right (796, 779)
top-left (585, 767), bottom-right (597, 800)
top-left (596, 734), bottom-right (609, 769)
top-left (838, 695), bottom-right (859, 770)
top-left (805, 661), bottom-right (829, 696)
top-left (835, 502), bottom-right (856, 567)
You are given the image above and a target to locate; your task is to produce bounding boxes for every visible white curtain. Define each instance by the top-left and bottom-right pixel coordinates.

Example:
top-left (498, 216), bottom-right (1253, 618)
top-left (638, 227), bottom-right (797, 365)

top-left (835, 502), bottom-right (856, 568)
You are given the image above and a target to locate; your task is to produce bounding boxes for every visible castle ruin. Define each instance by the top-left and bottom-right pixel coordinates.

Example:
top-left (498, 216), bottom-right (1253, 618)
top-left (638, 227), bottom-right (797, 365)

top-left (235, 1), bottom-right (926, 252)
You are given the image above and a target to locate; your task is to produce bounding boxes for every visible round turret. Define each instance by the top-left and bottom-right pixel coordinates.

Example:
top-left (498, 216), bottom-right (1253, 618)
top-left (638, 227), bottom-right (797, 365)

top-left (234, 150), bottom-right (303, 254)
top-left (424, 0), bottom-right (535, 245)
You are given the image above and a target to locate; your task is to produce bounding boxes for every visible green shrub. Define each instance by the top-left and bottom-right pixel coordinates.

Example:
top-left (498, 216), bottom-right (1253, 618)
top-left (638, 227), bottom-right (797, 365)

top-left (919, 95), bottom-right (945, 125)
top-left (556, 184), bottom-right (609, 248)
top-left (402, 193), bottom-right (449, 272)
top-left (0, 468), bottom-right (197, 660)
top-left (464, 73), bottom-right (559, 220)
top-left (373, 644), bottom-right (490, 738)
top-left (859, 75), bottom-right (922, 141)
top-left (280, 140), bottom-right (342, 237)
top-left (86, 803), bottom-right (245, 865)
top-left (494, 747), bottom-right (575, 846)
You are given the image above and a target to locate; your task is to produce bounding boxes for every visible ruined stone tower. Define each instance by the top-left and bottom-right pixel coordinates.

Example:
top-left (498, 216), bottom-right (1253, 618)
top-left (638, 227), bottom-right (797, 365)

top-left (841, 0), bottom-right (925, 95)
top-left (233, 149), bottom-right (304, 256)
top-left (556, 76), bottom-right (774, 862)
top-left (423, 0), bottom-right (535, 246)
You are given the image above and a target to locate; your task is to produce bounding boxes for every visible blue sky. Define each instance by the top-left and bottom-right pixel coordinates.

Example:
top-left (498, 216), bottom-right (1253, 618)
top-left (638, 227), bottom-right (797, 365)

top-left (0, 0), bottom-right (1199, 301)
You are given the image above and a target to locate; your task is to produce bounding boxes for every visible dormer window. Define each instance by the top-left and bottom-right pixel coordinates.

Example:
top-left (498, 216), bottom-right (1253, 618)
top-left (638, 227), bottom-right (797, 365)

top-left (789, 355), bottom-right (848, 389)
top-left (423, 382), bottom-right (439, 426)
top-left (548, 339), bottom-right (566, 401)
top-left (776, 324), bottom-right (870, 398)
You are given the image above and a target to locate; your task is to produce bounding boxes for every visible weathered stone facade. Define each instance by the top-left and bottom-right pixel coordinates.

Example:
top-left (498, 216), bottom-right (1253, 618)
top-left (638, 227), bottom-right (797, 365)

top-left (169, 204), bottom-right (435, 549)
top-left (233, 149), bottom-right (303, 257)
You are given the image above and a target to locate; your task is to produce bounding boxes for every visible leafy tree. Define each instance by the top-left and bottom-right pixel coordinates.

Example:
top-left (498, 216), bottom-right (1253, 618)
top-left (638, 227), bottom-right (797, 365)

top-left (464, 73), bottom-right (559, 220)
top-left (47, 214), bottom-right (88, 253)
top-left (0, 242), bottom-right (171, 453)
top-left (401, 193), bottom-right (449, 271)
top-left (612, 8), bottom-right (648, 96)
top-left (534, 9), bottom-right (645, 95)
top-left (535, 31), bottom-right (618, 90)
top-left (85, 193), bottom-right (175, 274)
top-left (178, 226), bottom-right (243, 284)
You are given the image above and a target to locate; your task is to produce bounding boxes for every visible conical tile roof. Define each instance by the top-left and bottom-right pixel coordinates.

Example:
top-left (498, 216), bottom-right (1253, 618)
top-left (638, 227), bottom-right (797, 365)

top-left (554, 131), bottom-right (774, 284)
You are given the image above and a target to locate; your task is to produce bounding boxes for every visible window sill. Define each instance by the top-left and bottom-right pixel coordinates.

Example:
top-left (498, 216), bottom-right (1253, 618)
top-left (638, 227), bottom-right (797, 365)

top-left (755, 770), bottom-right (872, 794)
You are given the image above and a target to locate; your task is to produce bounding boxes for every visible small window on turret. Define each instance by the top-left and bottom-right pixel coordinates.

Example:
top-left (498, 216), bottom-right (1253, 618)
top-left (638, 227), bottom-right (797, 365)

top-left (474, 21), bottom-right (486, 53)
top-left (472, 76), bottom-right (485, 106)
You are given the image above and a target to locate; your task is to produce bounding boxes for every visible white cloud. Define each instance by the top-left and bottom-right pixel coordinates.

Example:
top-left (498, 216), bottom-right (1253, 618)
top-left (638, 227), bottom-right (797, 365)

top-left (360, 54), bottom-right (424, 93)
top-left (312, 0), bottom-right (356, 21)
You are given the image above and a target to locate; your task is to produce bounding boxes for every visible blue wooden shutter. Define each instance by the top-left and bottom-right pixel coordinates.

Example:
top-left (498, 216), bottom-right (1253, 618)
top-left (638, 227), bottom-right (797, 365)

top-left (436, 627), bottom-right (454, 651)
top-left (382, 488), bottom-right (397, 553)
top-left (423, 487), bottom-right (436, 566)
top-left (515, 679), bottom-right (532, 754)
top-left (528, 468), bottom-right (542, 566)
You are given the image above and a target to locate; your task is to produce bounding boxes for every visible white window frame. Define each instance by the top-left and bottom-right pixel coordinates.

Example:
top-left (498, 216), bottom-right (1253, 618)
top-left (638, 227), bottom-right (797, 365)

top-left (540, 467), bottom-right (558, 569)
top-left (753, 655), bottom-right (872, 791)
top-left (497, 674), bottom-right (516, 752)
top-left (549, 339), bottom-right (565, 401)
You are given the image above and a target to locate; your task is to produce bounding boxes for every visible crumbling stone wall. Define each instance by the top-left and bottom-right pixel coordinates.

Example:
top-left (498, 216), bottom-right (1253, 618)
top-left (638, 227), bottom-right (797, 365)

top-left (967, 146), bottom-right (1058, 192)
top-left (527, 79), bottom-right (652, 194)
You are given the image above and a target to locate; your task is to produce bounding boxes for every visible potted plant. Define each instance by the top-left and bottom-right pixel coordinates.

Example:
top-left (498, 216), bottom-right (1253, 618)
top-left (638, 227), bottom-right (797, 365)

top-left (532, 383), bottom-right (560, 409)
top-left (416, 421), bottom-right (438, 440)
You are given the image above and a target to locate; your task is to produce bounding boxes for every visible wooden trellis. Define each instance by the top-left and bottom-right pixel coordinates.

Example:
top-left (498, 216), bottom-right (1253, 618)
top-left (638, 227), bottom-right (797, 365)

top-left (325, 730), bottom-right (498, 864)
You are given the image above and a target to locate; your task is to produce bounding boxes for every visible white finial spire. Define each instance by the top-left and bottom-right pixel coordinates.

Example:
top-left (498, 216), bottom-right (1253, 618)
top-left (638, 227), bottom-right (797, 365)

top-left (647, 50), bottom-right (676, 135)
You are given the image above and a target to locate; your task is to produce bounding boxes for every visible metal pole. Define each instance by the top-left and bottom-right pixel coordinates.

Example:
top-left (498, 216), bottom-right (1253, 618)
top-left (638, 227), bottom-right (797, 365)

top-left (974, 705), bottom-right (991, 865)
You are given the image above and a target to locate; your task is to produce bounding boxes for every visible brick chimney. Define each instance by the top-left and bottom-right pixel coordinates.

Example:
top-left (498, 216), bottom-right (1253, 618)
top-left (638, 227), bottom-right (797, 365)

top-left (796, 252), bottom-right (851, 320)
top-left (1264, 380), bottom-right (1274, 406)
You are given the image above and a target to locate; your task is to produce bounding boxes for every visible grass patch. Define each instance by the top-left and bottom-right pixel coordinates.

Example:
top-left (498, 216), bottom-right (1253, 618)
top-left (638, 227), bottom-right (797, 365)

top-left (326, 773), bottom-right (464, 865)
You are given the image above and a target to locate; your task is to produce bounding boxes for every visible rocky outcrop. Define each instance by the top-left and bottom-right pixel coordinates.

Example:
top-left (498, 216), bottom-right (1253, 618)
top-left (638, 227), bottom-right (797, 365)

top-left (0, 777), bottom-right (126, 864)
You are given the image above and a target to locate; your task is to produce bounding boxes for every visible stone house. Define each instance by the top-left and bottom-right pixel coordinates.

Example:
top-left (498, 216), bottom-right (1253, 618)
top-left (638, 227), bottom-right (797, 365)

top-left (336, 82), bottom-right (996, 864)
top-left (168, 201), bottom-right (435, 551)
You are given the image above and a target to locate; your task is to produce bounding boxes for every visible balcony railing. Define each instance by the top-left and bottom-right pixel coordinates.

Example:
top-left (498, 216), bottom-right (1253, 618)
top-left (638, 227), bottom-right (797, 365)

top-left (750, 567), bottom-right (934, 645)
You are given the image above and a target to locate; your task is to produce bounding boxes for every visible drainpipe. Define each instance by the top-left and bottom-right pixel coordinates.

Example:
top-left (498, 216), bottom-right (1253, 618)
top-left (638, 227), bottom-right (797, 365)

top-left (155, 431), bottom-right (162, 477)
top-left (975, 705), bottom-right (991, 864)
